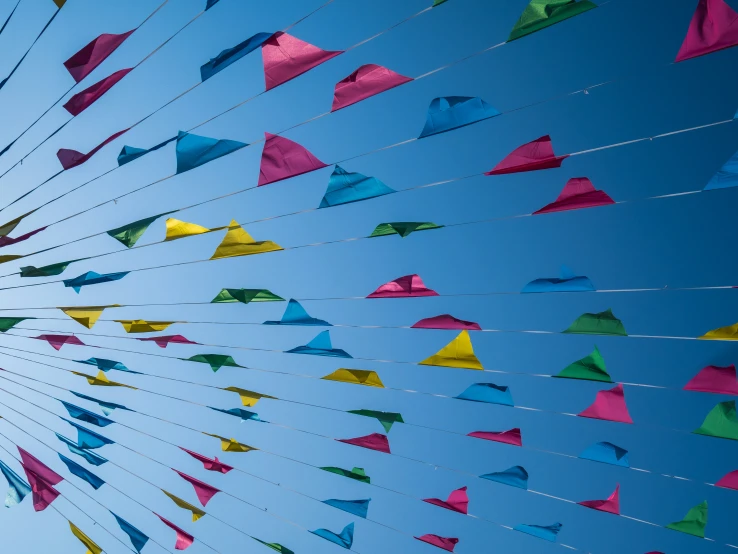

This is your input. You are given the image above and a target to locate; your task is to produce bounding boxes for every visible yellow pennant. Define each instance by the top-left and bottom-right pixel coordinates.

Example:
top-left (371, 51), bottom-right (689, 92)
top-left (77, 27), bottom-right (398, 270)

top-left (59, 305), bottom-right (119, 329)
top-left (223, 387), bottom-right (276, 407)
top-left (162, 490), bottom-right (206, 521)
top-left (210, 220), bottom-right (282, 260)
top-left (164, 218), bottom-right (227, 242)
top-left (69, 521), bottom-right (102, 554)
top-left (72, 370), bottom-right (137, 389)
top-left (419, 330), bottom-right (483, 370)
top-left (322, 369), bottom-right (385, 388)
top-left (115, 319), bottom-right (177, 333)
top-left (203, 432), bottom-right (257, 453)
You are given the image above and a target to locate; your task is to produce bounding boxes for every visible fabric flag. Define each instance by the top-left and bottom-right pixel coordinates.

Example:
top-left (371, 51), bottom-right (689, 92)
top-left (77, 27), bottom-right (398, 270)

top-left (486, 135), bottom-right (568, 175)
top-left (321, 466), bottom-right (370, 483)
top-left (369, 222), bottom-right (442, 238)
top-left (175, 131), bottom-right (247, 174)
top-left (188, 354), bottom-right (243, 372)
top-left (173, 470), bottom-right (220, 506)
top-left (112, 513), bottom-right (149, 553)
top-left (162, 490), bottom-right (206, 522)
top-left (564, 308), bottom-right (627, 335)
top-left (415, 534), bottom-right (459, 552)
top-left (209, 406), bottom-right (263, 422)
top-left (419, 330), bottom-right (483, 370)
top-left (700, 321), bottom-right (738, 340)
top-left (205, 0), bottom-right (220, 9)
top-left (61, 401), bottom-right (114, 427)
top-left (508, 0), bottom-right (596, 41)
top-left (419, 96), bottom-right (499, 138)
top-left (201, 32), bottom-right (272, 81)
top-left (21, 260), bottom-right (77, 277)
top-left (155, 513), bottom-right (194, 550)
top-left (63, 68), bottom-right (132, 115)
top-left (164, 218), bottom-right (226, 241)
top-left (322, 498), bottom-right (370, 518)
top-left (578, 484), bottom-right (620, 514)
top-left (0, 226), bottom-right (45, 247)
top-left (716, 470), bottom-right (738, 490)
top-left (367, 274), bottom-right (438, 298)
top-left (62, 419), bottom-right (115, 449)
top-left (310, 522), bottom-right (354, 549)
top-left (18, 447), bottom-right (63, 511)
top-left (684, 364), bottom-right (738, 394)
top-left (480, 466), bottom-right (528, 489)
top-left (578, 384), bottom-right (633, 423)
top-left (554, 346), bottom-right (611, 382)
top-left (64, 31), bottom-right (134, 82)
top-left (35, 334), bottom-right (85, 350)
top-left (694, 401), bottom-right (738, 440)
top-left (55, 434), bottom-right (107, 466)
top-left (676, 0), bottom-right (738, 62)
top-left (579, 441), bottom-right (630, 467)
top-left (322, 369), bottom-right (384, 388)
top-left (331, 64), bottom-right (412, 111)
top-left (468, 428), bottom-right (522, 446)
top-left (0, 210), bottom-right (36, 237)
top-left (337, 433), bottom-right (390, 454)
top-left (286, 330), bottom-right (351, 357)
top-left (666, 501), bottom-right (708, 537)
top-left (264, 299), bottom-right (331, 326)
top-left (412, 314), bottom-right (481, 330)
top-left (59, 306), bottom-right (116, 328)
top-left (258, 132), bottom-right (327, 186)
top-left (534, 177), bottom-right (615, 214)
top-left (0, 254), bottom-right (22, 264)
top-left (70, 391), bottom-right (130, 416)
top-left (705, 149), bottom-right (738, 189)
top-left (211, 288), bottom-right (284, 304)
top-left (204, 433), bottom-right (255, 453)
top-left (57, 128), bottom-right (130, 169)
top-left (107, 212), bottom-right (172, 247)
top-left (319, 165), bottom-right (394, 208)
top-left (63, 271), bottom-right (129, 292)
top-left (117, 136), bottom-right (176, 166)
top-left (423, 486), bottom-right (468, 514)
top-left (179, 447), bottom-right (233, 474)
top-left (75, 357), bottom-right (131, 372)
top-left (347, 409), bottom-right (403, 432)
top-left (72, 370), bottom-right (137, 389)
top-left (137, 335), bottom-right (198, 348)
top-left (261, 32), bottom-right (342, 90)
top-left (210, 220), bottom-right (282, 259)
top-left (254, 539), bottom-right (295, 553)
top-left (223, 387), bottom-right (276, 407)
top-left (69, 521), bottom-right (102, 554)
top-left (514, 522), bottom-right (562, 542)
top-left (0, 459), bottom-right (31, 507)
top-left (58, 454), bottom-right (104, 490)
top-left (116, 319), bottom-right (176, 333)
top-left (0, 317), bottom-right (31, 332)
top-left (456, 383), bottom-right (513, 406)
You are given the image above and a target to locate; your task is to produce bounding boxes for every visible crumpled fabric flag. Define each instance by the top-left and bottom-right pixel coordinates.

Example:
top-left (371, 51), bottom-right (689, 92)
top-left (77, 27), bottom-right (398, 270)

top-left (254, 539), bottom-right (294, 553)
top-left (209, 406), bottom-right (264, 422)
top-left (62, 419), bottom-right (115, 449)
top-left (514, 522), bottom-right (562, 542)
top-left (21, 260), bottom-right (77, 277)
top-left (419, 96), bottom-right (499, 138)
top-left (579, 442), bottom-right (630, 467)
top-left (137, 335), bottom-right (198, 348)
top-left (347, 409), bottom-right (403, 432)
top-left (419, 330), bottom-right (483, 370)
top-left (63, 68), bottom-right (132, 116)
top-left (415, 534), bottom-right (459, 552)
top-left (60, 305), bottom-right (119, 328)
top-left (61, 400), bottom-right (114, 427)
top-left (35, 334), bottom-right (85, 350)
top-left (72, 370), bottom-right (137, 389)
top-left (69, 521), bottom-right (102, 554)
top-left (205, 0), bottom-right (220, 9)
top-left (578, 384), bottom-right (633, 423)
top-left (112, 513), bottom-right (149, 553)
top-left (716, 470), bottom-right (738, 490)
top-left (508, 0), bottom-right (596, 41)
top-left (369, 222), bottom-right (442, 238)
top-left (486, 135), bottom-right (568, 175)
top-left (368, 274), bottom-right (438, 298)
top-left (423, 486), bottom-right (468, 514)
top-left (534, 177), bottom-right (615, 214)
top-left (64, 31), bottom-right (134, 82)
top-left (322, 369), bottom-right (384, 388)
top-left (261, 32), bottom-right (342, 90)
top-left (0, 254), bottom-right (22, 264)
top-left (179, 447), bottom-right (233, 474)
top-left (676, 0), bottom-right (738, 62)
top-left (0, 209), bottom-right (36, 237)
top-left (201, 32), bottom-right (272, 81)
top-left (55, 434), bottom-right (107, 465)
top-left (155, 513), bottom-right (194, 550)
top-left (203, 433), bottom-right (255, 453)
top-left (116, 319), bottom-right (176, 333)
top-left (700, 321), bottom-right (738, 340)
top-left (0, 459), bottom-right (30, 507)
top-left (107, 212), bottom-right (173, 247)
top-left (456, 383), bottom-right (513, 406)
top-left (264, 299), bottom-right (331, 326)
top-left (311, 522), bottom-right (354, 549)
top-left (223, 387), bottom-right (276, 407)
top-left (117, 136), bottom-right (176, 166)
top-left (554, 346), bottom-right (611, 382)
top-left (564, 308), bottom-right (627, 336)
top-left (578, 484), bottom-right (620, 514)
top-left (70, 391), bottom-right (130, 416)
top-left (18, 447), bottom-right (63, 511)
top-left (320, 466), bottom-right (370, 483)
top-left (258, 132), bottom-right (327, 186)
top-left (319, 165), bottom-right (394, 208)
top-left (684, 364), bottom-right (738, 394)
top-left (468, 428), bottom-right (522, 446)
top-left (694, 400), bottom-right (738, 439)
top-left (175, 131), bottom-right (247, 174)
top-left (0, 226), bottom-right (46, 248)
top-left (0, 317), bottom-right (31, 332)
top-left (331, 63), bottom-right (412, 111)
top-left (211, 288), bottom-right (284, 304)
top-left (57, 128), bottom-right (129, 169)
top-left (63, 271), bottom-right (129, 292)
top-left (322, 498), bottom-right (370, 518)
top-left (337, 433), bottom-right (390, 454)
top-left (173, 469), bottom-right (220, 506)
top-left (58, 454), bottom-right (104, 490)
top-left (480, 465), bottom-right (528, 489)
top-left (286, 330), bottom-right (351, 357)
top-left (165, 218), bottom-right (226, 241)
top-left (188, 354), bottom-right (242, 372)
top-left (666, 501), bottom-right (708, 537)
top-left (705, 148), bottom-right (738, 189)
top-left (75, 357), bottom-right (132, 373)
top-left (412, 314), bottom-right (481, 330)
top-left (210, 220), bottom-right (282, 259)
top-left (162, 490), bottom-right (206, 521)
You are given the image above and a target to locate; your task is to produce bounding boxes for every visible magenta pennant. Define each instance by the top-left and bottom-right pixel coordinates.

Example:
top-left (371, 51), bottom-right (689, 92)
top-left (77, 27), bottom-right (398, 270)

top-left (578, 484), bottom-right (620, 515)
top-left (675, 0), bottom-right (738, 62)
top-left (486, 135), bottom-right (568, 175)
top-left (57, 129), bottom-right (129, 170)
top-left (468, 428), bottom-right (522, 446)
top-left (261, 32), bottom-right (342, 90)
top-left (18, 447), bottom-right (63, 512)
top-left (716, 469), bottom-right (738, 490)
top-left (137, 335), bottom-right (198, 348)
top-left (331, 64), bottom-right (412, 112)
top-left (63, 68), bottom-right (132, 116)
top-left (156, 513), bottom-right (194, 550)
top-left (337, 433), bottom-right (391, 454)
top-left (18, 448), bottom-right (63, 485)
top-left (173, 469), bottom-right (220, 506)
top-left (0, 226), bottom-right (46, 248)
top-left (423, 486), bottom-right (469, 514)
top-left (64, 30), bottom-right (135, 82)
top-left (367, 274), bottom-right (438, 298)
top-left (257, 133), bottom-right (327, 186)
top-left (415, 534), bottom-right (459, 552)
top-left (684, 364), bottom-right (738, 394)
top-left (533, 177), bottom-right (615, 214)
top-left (179, 447), bottom-right (233, 474)
top-left (34, 334), bottom-right (85, 351)
top-left (411, 314), bottom-right (481, 330)
top-left (578, 384), bottom-right (633, 424)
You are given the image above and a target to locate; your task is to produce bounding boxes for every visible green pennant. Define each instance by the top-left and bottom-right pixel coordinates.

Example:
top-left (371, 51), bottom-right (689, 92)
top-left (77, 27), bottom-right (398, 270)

top-left (20, 260), bottom-right (77, 277)
top-left (320, 466), bottom-right (370, 483)
top-left (210, 288), bottom-right (284, 304)
top-left (433, 0), bottom-right (449, 5)
top-left (254, 539), bottom-right (294, 554)
top-left (0, 317), bottom-right (32, 332)
top-left (508, 0), bottom-right (596, 42)
top-left (186, 354), bottom-right (242, 372)
top-left (348, 409), bottom-right (404, 432)
top-left (106, 212), bottom-right (173, 248)
top-left (694, 401), bottom-right (738, 440)
top-left (563, 309), bottom-right (627, 336)
top-left (369, 222), bottom-right (442, 238)
top-left (553, 346), bottom-right (612, 382)
top-left (666, 501), bottom-right (708, 538)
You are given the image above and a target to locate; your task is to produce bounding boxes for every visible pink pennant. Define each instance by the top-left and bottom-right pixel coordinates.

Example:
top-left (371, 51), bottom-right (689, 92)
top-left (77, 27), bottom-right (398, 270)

top-left (486, 135), bottom-right (568, 175)
top-left (155, 513), bottom-right (194, 550)
top-left (533, 177), bottom-right (615, 214)
top-left (675, 0), bottom-right (738, 62)
top-left (137, 335), bottom-right (198, 348)
top-left (467, 428), bottom-right (522, 446)
top-left (57, 128), bottom-right (129, 170)
top-left (63, 68), bottom-right (132, 116)
top-left (179, 447), bottom-right (233, 474)
top-left (173, 469), bottom-right (220, 507)
top-left (684, 364), bottom-right (738, 395)
top-left (18, 447), bottom-right (63, 485)
top-left (578, 484), bottom-right (620, 515)
top-left (578, 384), bottom-right (633, 424)
top-left (64, 30), bottom-right (135, 82)
top-left (423, 486), bottom-right (468, 514)
top-left (0, 227), bottom-right (46, 248)
top-left (257, 133), bottom-right (327, 186)
top-left (18, 447), bottom-right (63, 512)
top-left (411, 314), bottom-right (481, 331)
top-left (34, 334), bottom-right (85, 351)
top-left (367, 274), bottom-right (438, 299)
top-left (331, 64), bottom-right (412, 112)
top-left (716, 469), bottom-right (738, 490)
top-left (261, 32), bottom-right (342, 90)
top-left (415, 534), bottom-right (459, 552)
top-left (337, 433), bottom-right (390, 454)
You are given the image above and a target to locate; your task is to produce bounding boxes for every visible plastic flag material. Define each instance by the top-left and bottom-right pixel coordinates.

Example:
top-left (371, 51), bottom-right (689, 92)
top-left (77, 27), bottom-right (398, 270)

top-left (112, 513), bottom-right (149, 553)
top-left (58, 454), bottom-right (104, 490)
top-left (666, 501), bottom-right (708, 537)
top-left (61, 401), bottom-right (114, 427)
top-left (322, 498), bottom-right (370, 518)
top-left (210, 220), bottom-right (282, 259)
top-left (578, 484), bottom-right (620, 514)
top-left (415, 534), bottom-right (459, 552)
top-left (55, 434), bottom-right (108, 466)
top-left (223, 387), bottom-right (276, 407)
top-left (286, 330), bottom-right (351, 357)
top-left (188, 354), bottom-right (242, 372)
top-left (208, 406), bottom-right (263, 422)
top-left (534, 177), bottom-right (615, 214)
top-left (0, 317), bottom-right (31, 332)
top-left (319, 165), bottom-right (394, 208)
top-left (162, 490), bottom-right (206, 521)
top-left (137, 335), bottom-right (198, 348)
top-left (419, 96), bottom-right (499, 138)
top-left (347, 410), bottom-right (404, 432)
top-left (258, 132), bottom-right (327, 186)
top-left (70, 392), bottom-right (130, 416)
top-left (164, 218), bottom-right (225, 241)
top-left (72, 370), bottom-right (137, 389)
top-left (456, 383), bottom-right (514, 406)
top-left (35, 334), bottom-right (85, 351)
top-left (522, 265), bottom-right (594, 293)
top-left (323, 369), bottom-right (384, 388)
top-left (564, 308), bottom-right (627, 335)
top-left (21, 260), bottom-right (77, 277)
top-left (69, 521), bottom-right (102, 554)
top-left (311, 522), bottom-right (354, 549)
top-left (175, 131), bottom-right (247, 174)
top-left (64, 31), bottom-right (134, 82)
top-left (580, 442), bottom-right (630, 467)
top-left (337, 433), bottom-right (391, 453)
top-left (320, 466), bottom-right (370, 483)
top-left (261, 32), bottom-right (342, 90)
top-left (716, 470), bottom-right (738, 490)
top-left (423, 487), bottom-right (468, 514)
top-left (75, 357), bottom-right (130, 372)
top-left (200, 32), bottom-right (272, 81)
top-left (508, 0), bottom-right (596, 41)
top-left (204, 433), bottom-right (255, 452)
top-left (684, 364), bottom-right (738, 394)
top-left (675, 0), bottom-right (738, 62)
top-left (694, 401), bottom-right (738, 439)
top-left (578, 384), bottom-right (633, 423)
top-left (18, 446), bottom-right (63, 511)
top-left (369, 222), bottom-right (442, 238)
top-left (179, 447), bottom-right (233, 474)
top-left (107, 212), bottom-right (172, 247)
top-left (704, 149), bottom-right (738, 189)
top-left (62, 419), bottom-right (115, 449)
top-left (0, 210), bottom-right (36, 237)
top-left (419, 330), bottom-right (483, 370)
top-left (0, 226), bottom-right (45, 247)
top-left (254, 539), bottom-right (295, 553)
top-left (514, 522), bottom-right (562, 542)
top-left (211, 288), bottom-right (284, 304)
top-left (264, 299), bottom-right (331, 326)
top-left (59, 305), bottom-right (116, 328)
top-left (63, 68), bottom-right (132, 116)
top-left (700, 321), bottom-right (738, 339)
top-left (555, 346), bottom-right (611, 382)
top-left (368, 274), bottom-right (438, 298)
top-left (468, 428), bottom-right (522, 446)
top-left (173, 470), bottom-right (220, 506)
top-left (486, 135), bottom-right (568, 175)
top-left (155, 513), bottom-right (194, 550)
top-left (116, 319), bottom-right (176, 333)
top-left (412, 314), bottom-right (481, 330)
top-left (117, 136), bottom-right (176, 166)
top-left (0, 459), bottom-right (31, 507)
top-left (331, 64), bottom-right (412, 111)
top-left (480, 466), bottom-right (528, 489)
top-left (57, 129), bottom-right (129, 169)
